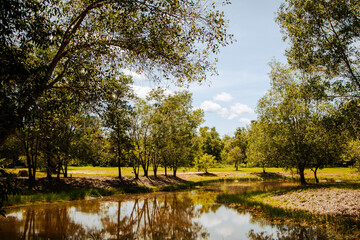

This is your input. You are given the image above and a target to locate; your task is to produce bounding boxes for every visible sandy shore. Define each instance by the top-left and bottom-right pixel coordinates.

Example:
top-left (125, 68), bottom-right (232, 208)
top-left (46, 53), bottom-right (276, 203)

top-left (269, 188), bottom-right (360, 218)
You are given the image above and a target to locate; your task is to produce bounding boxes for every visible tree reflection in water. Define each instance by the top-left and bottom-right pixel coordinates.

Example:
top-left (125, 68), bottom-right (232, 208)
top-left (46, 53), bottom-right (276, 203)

top-left (0, 182), bottom-right (342, 239)
top-left (0, 193), bottom-right (209, 239)
top-left (248, 226), bottom-right (329, 240)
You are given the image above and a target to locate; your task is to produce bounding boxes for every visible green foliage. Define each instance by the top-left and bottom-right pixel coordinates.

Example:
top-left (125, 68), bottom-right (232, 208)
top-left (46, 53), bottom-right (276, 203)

top-left (195, 153), bottom-right (216, 173)
top-left (256, 61), bottom-right (345, 184)
top-left (0, 0), bottom-right (232, 146)
top-left (222, 127), bottom-right (248, 170)
top-left (277, 0), bottom-right (360, 92)
top-left (247, 121), bottom-right (276, 172)
top-left (341, 140), bottom-right (360, 170)
top-left (196, 127), bottom-right (224, 163)
top-left (0, 169), bottom-right (22, 216)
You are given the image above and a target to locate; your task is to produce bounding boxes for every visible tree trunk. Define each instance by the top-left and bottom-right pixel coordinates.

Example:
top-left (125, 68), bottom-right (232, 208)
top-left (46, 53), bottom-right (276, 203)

top-left (32, 155), bottom-right (36, 181)
top-left (143, 167), bottom-right (148, 177)
top-left (26, 155), bottom-right (33, 182)
top-left (235, 162), bottom-right (238, 171)
top-left (64, 164), bottom-right (68, 178)
top-left (133, 165), bottom-right (139, 179)
top-left (117, 142), bottom-right (122, 180)
top-left (313, 167), bottom-right (319, 183)
top-left (263, 167), bottom-right (266, 174)
top-left (164, 165), bottom-right (167, 176)
top-left (57, 157), bottom-right (61, 180)
top-left (153, 165), bottom-right (157, 178)
top-left (299, 167), bottom-right (306, 185)
top-left (46, 153), bottom-right (52, 180)
top-left (173, 168), bottom-right (177, 177)
top-left (117, 156), bottom-right (122, 180)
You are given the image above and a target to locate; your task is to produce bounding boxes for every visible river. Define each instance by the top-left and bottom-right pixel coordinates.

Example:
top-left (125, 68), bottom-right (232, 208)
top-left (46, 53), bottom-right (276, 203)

top-left (0, 181), bottom-right (330, 239)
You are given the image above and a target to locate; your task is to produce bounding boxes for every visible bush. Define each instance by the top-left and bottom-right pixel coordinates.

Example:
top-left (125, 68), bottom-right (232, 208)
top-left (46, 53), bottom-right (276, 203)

top-left (195, 154), bottom-right (216, 173)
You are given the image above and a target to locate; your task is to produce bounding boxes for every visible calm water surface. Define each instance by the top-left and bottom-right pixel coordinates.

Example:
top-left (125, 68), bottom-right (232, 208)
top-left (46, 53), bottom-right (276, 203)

top-left (0, 182), bottom-right (327, 239)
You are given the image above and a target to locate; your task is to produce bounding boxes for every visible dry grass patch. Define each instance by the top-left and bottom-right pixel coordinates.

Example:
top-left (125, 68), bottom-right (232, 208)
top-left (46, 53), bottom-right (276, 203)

top-left (269, 188), bottom-right (360, 217)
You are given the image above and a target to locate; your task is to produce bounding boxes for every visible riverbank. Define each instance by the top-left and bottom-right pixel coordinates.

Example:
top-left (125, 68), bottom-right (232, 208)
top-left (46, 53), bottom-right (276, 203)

top-left (267, 187), bottom-right (360, 217)
top-left (4, 169), bottom-right (360, 208)
top-left (217, 183), bottom-right (360, 239)
top-left (5, 172), bottom-right (262, 207)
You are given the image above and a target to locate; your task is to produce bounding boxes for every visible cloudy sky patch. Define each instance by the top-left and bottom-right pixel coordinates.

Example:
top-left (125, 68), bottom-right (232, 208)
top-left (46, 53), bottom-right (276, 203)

top-left (123, 69), bottom-right (146, 80)
top-left (214, 92), bottom-right (234, 102)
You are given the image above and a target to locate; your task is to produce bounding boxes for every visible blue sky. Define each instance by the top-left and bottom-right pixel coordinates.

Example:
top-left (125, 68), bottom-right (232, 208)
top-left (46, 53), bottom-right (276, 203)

top-left (130, 0), bottom-right (288, 137)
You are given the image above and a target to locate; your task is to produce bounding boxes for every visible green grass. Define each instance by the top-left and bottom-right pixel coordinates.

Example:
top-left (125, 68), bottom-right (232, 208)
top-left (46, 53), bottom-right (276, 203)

top-left (6, 166), bottom-right (360, 185)
top-left (7, 166), bottom-right (359, 177)
top-left (3, 166), bottom-right (359, 208)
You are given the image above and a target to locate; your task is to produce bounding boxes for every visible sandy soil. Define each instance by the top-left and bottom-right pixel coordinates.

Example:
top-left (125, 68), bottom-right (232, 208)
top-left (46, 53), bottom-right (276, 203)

top-left (269, 188), bottom-right (360, 218)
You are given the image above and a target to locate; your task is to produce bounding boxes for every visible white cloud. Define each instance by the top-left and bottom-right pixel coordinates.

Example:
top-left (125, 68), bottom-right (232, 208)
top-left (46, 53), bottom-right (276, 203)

top-left (239, 118), bottom-right (251, 126)
top-left (200, 101), bottom-right (229, 118)
top-left (131, 85), bottom-right (152, 99)
top-left (123, 69), bottom-right (146, 80)
top-left (230, 103), bottom-right (254, 115)
top-left (131, 85), bottom-right (173, 99)
top-left (214, 92), bottom-right (234, 102)
top-left (199, 101), bottom-right (254, 121)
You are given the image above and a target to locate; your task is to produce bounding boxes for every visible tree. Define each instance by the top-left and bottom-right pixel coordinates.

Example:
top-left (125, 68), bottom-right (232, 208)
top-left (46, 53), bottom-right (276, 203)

top-left (222, 127), bottom-right (248, 171)
top-left (161, 92), bottom-right (203, 177)
top-left (102, 75), bottom-right (133, 180)
top-left (128, 99), bottom-right (155, 178)
top-left (247, 121), bottom-right (278, 173)
top-left (257, 61), bottom-right (341, 184)
top-left (0, 0), bottom-right (232, 147)
top-left (195, 153), bottom-right (216, 173)
top-left (198, 127), bottom-right (224, 163)
top-left (276, 0), bottom-right (360, 93)
top-left (341, 139), bottom-right (360, 171)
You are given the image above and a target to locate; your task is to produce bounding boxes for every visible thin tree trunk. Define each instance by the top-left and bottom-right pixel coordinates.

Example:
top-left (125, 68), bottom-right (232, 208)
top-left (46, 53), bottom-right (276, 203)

top-left (32, 155), bottom-right (36, 181)
top-left (313, 167), bottom-right (319, 183)
top-left (46, 152), bottom-right (52, 179)
top-left (118, 157), bottom-right (122, 180)
top-left (117, 142), bottom-right (122, 180)
top-left (57, 157), bottom-right (61, 180)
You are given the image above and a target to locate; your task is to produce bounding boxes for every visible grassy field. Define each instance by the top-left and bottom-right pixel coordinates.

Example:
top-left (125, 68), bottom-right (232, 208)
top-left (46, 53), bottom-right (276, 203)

top-left (2, 166), bottom-right (359, 209)
top-left (6, 166), bottom-right (359, 182)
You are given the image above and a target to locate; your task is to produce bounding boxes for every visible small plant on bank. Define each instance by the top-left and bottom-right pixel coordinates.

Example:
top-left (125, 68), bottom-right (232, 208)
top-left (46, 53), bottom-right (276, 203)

top-left (195, 154), bottom-right (216, 173)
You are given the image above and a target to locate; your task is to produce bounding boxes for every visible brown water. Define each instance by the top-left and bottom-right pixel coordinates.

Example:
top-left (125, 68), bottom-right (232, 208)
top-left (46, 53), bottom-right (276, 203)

top-left (0, 182), bottom-right (327, 239)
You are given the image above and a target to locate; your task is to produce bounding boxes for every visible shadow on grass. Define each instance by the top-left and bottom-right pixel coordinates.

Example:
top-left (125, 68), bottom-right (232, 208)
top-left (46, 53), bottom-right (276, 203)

top-left (196, 172), bottom-right (218, 177)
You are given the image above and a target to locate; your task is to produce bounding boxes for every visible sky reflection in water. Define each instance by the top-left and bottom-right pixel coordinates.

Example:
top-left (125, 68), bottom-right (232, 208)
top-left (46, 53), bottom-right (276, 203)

top-left (0, 182), bottom-right (325, 239)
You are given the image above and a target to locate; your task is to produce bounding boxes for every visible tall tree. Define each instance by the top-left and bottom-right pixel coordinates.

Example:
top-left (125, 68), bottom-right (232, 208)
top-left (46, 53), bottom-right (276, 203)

top-left (276, 0), bottom-right (360, 93)
top-left (102, 75), bottom-right (133, 180)
top-left (247, 121), bottom-right (278, 173)
top-left (257, 61), bottom-right (341, 184)
top-left (0, 0), bottom-right (232, 146)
